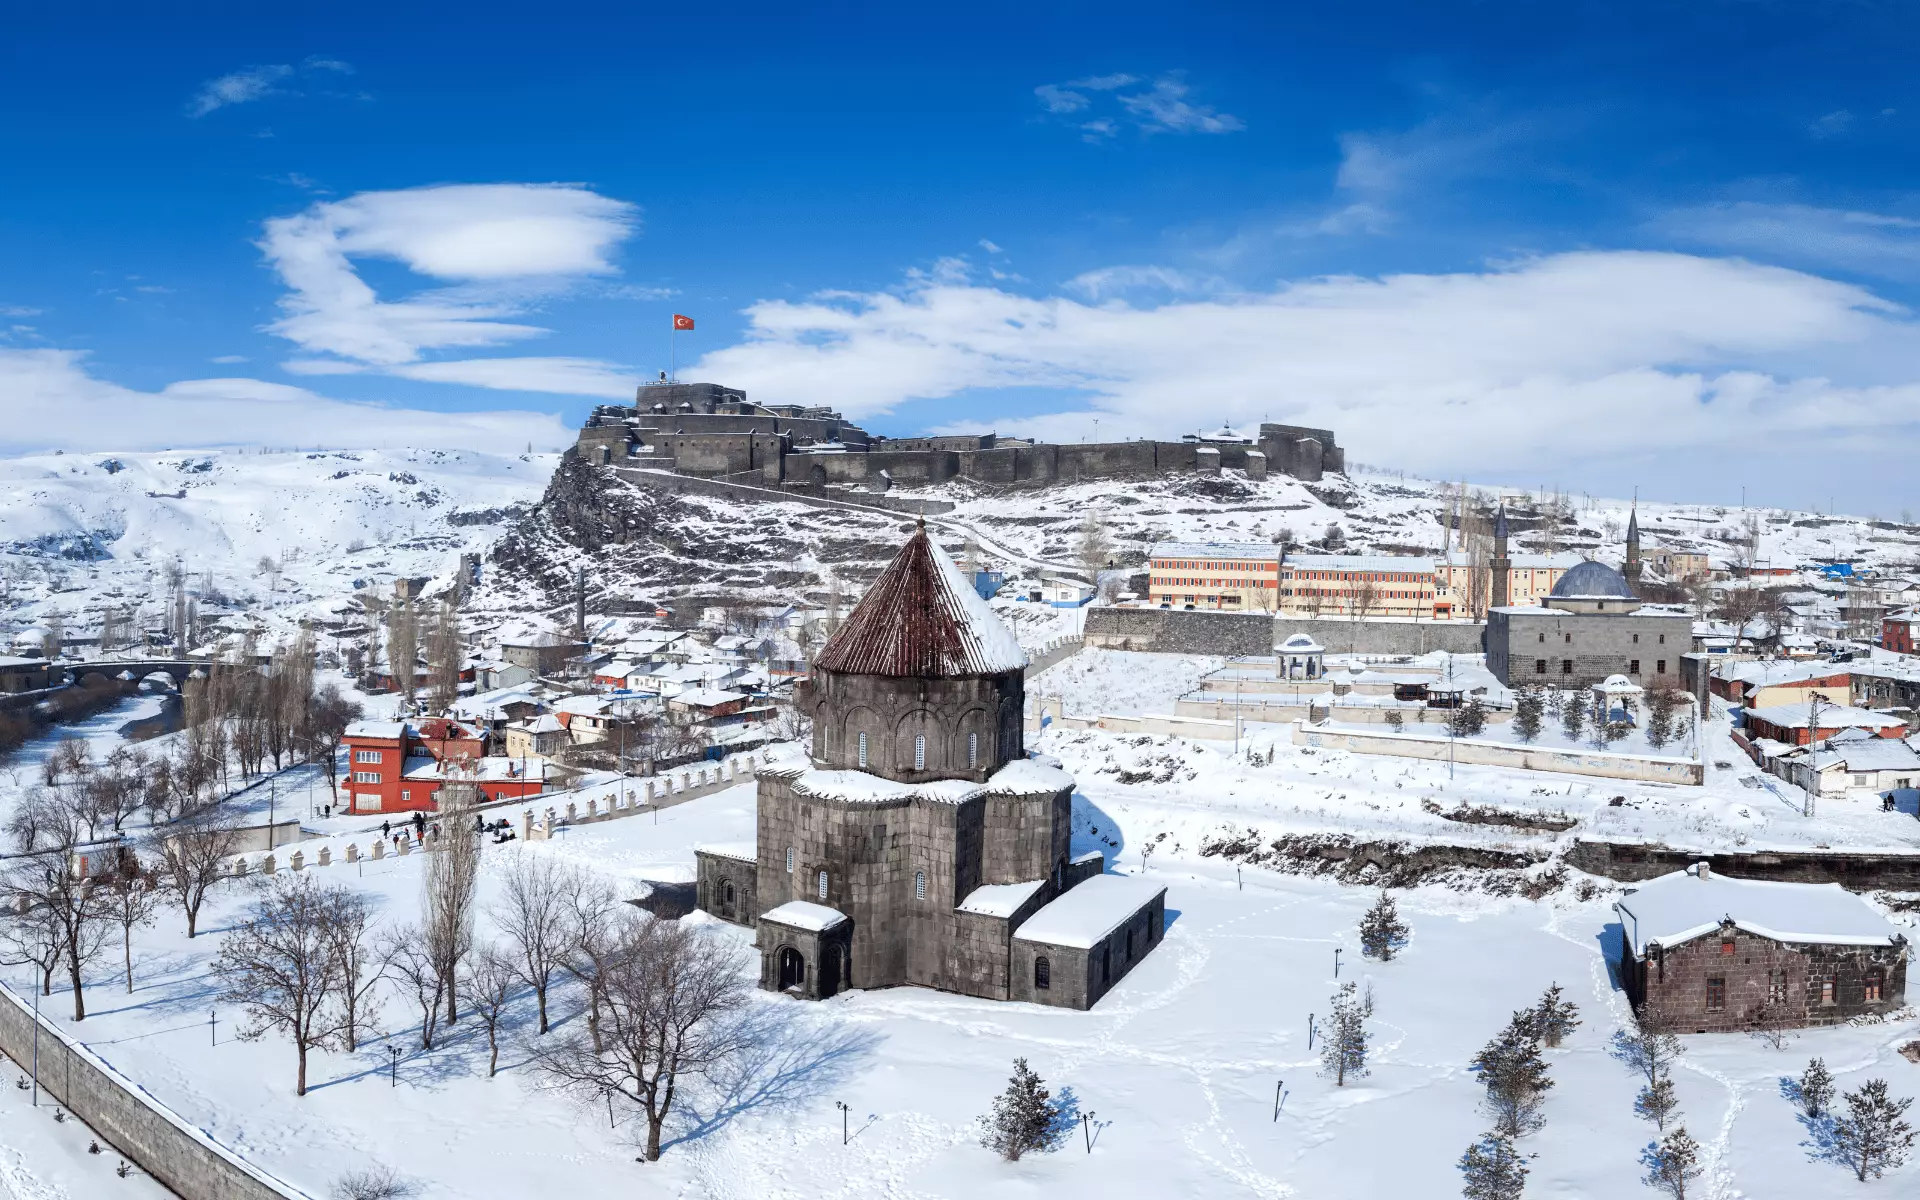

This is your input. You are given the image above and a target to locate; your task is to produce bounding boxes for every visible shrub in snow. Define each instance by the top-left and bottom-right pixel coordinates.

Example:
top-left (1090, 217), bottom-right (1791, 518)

top-left (978, 1058), bottom-right (1066, 1161)
top-left (1449, 698), bottom-right (1487, 739)
top-left (1645, 690), bottom-right (1677, 750)
top-left (1530, 984), bottom-right (1580, 1048)
top-left (1832, 1078), bottom-right (1915, 1181)
top-left (1357, 891), bottom-right (1410, 961)
top-left (1612, 1019), bottom-right (1682, 1096)
top-left (1384, 709), bottom-right (1404, 732)
top-left (1319, 981), bottom-right (1373, 1087)
top-left (1797, 1057), bottom-right (1836, 1119)
top-left (1640, 1126), bottom-right (1702, 1199)
top-left (1458, 1132), bottom-right (1530, 1200)
top-left (330, 1164), bottom-right (412, 1200)
top-left (1471, 1011), bottom-right (1554, 1137)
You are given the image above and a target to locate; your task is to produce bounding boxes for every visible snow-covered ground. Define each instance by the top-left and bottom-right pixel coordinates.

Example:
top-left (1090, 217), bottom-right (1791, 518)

top-left (0, 447), bottom-right (555, 651)
top-left (9, 774), bottom-right (1916, 1199)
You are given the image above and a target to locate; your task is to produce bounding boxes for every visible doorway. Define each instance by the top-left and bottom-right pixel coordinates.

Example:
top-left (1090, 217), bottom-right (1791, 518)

top-left (778, 946), bottom-right (807, 992)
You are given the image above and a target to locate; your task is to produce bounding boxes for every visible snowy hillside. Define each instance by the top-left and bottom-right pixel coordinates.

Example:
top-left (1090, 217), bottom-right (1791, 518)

top-left (0, 448), bottom-right (557, 648)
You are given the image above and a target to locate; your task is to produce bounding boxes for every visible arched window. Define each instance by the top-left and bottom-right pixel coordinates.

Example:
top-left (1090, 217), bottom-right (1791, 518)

top-left (785, 846), bottom-right (794, 873)
top-left (915, 870), bottom-right (927, 901)
top-left (968, 731), bottom-right (979, 768)
top-left (857, 731), bottom-right (868, 768)
top-left (722, 880), bottom-right (736, 905)
top-left (817, 869), bottom-right (828, 900)
top-left (1034, 956), bottom-right (1051, 989)
top-left (914, 734), bottom-right (926, 770)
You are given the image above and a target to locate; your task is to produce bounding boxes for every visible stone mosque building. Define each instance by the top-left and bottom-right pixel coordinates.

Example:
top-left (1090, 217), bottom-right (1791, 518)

top-left (1486, 506), bottom-right (1695, 689)
top-left (695, 523), bottom-right (1165, 1009)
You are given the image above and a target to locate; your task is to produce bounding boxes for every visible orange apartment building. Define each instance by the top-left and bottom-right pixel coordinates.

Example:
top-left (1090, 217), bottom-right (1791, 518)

top-left (1436, 551), bottom-right (1584, 617)
top-left (1280, 554), bottom-right (1442, 618)
top-left (1148, 542), bottom-right (1283, 609)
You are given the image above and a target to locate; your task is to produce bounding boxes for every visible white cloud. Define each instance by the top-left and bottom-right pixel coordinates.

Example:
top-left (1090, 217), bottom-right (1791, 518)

top-left (1118, 76), bottom-right (1244, 135)
top-left (209, 355), bottom-right (249, 364)
top-left (0, 349), bottom-right (570, 454)
top-left (692, 250), bottom-right (1918, 482)
top-left (259, 183), bottom-right (640, 395)
top-left (0, 305), bottom-right (43, 317)
top-left (188, 65), bottom-right (294, 116)
top-left (388, 356), bottom-right (636, 398)
top-left (1034, 72), bottom-right (1238, 139)
top-left (1809, 109), bottom-right (1854, 138)
top-left (1065, 264), bottom-right (1222, 299)
top-left (1659, 201), bottom-right (1920, 281)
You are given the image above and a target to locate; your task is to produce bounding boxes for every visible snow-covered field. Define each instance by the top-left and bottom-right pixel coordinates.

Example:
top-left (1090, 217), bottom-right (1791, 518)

top-left (7, 772), bottom-right (1916, 1200)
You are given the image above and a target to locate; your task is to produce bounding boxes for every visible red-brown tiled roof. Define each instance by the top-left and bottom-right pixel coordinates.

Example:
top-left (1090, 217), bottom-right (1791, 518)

top-left (813, 525), bottom-right (1027, 678)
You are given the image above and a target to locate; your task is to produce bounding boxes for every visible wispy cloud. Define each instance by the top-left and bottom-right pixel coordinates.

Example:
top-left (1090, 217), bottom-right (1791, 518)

top-left (692, 251), bottom-right (1915, 485)
top-left (1033, 72), bottom-right (1239, 142)
top-left (258, 182), bottom-right (643, 397)
top-left (0, 305), bottom-right (42, 318)
top-left (1659, 200), bottom-right (1920, 281)
top-left (187, 56), bottom-right (356, 118)
top-left (1809, 109), bottom-right (1854, 138)
top-left (0, 349), bottom-right (570, 454)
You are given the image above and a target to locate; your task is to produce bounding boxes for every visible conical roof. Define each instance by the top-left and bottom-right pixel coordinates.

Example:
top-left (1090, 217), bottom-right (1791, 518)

top-left (813, 525), bottom-right (1028, 677)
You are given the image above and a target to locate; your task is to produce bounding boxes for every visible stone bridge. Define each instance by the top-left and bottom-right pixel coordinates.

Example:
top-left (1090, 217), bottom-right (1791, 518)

top-left (65, 659), bottom-right (199, 689)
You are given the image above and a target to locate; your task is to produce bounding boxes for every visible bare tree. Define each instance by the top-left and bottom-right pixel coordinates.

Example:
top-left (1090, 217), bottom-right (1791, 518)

top-left (386, 594), bottom-right (418, 708)
top-left (304, 684), bottom-right (362, 807)
top-left (156, 808), bottom-right (243, 938)
top-left (462, 947), bottom-right (519, 1078)
top-left (212, 877), bottom-right (348, 1096)
top-left (322, 888), bottom-right (383, 1053)
top-left (423, 777), bottom-right (480, 1025)
top-left (1, 788), bottom-right (112, 1020)
top-left (493, 853), bottom-right (577, 1034)
top-left (561, 869), bottom-right (622, 1053)
top-left (532, 915), bottom-right (751, 1161)
top-left (0, 892), bottom-right (65, 996)
top-left (1076, 510), bottom-right (1113, 587)
top-left (426, 601), bottom-right (463, 716)
top-left (382, 929), bottom-right (444, 1051)
top-left (103, 863), bottom-right (161, 993)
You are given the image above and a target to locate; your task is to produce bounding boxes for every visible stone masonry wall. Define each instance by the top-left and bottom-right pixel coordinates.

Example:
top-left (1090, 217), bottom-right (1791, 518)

top-left (1489, 608), bottom-right (1694, 688)
top-left (1084, 607), bottom-right (1488, 657)
top-left (0, 986), bottom-right (299, 1200)
top-left (1626, 926), bottom-right (1907, 1032)
top-left (1570, 839), bottom-right (1920, 889)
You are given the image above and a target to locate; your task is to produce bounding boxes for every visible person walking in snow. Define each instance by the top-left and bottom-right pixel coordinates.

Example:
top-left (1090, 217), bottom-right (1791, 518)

top-left (381, 819), bottom-right (391, 838)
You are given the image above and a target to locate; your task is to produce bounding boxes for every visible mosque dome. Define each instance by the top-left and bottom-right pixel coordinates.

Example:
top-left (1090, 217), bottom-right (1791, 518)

top-left (1550, 560), bottom-right (1636, 599)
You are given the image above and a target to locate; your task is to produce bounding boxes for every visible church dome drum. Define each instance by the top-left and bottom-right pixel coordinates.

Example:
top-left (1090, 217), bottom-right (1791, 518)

top-left (1549, 560), bottom-right (1636, 600)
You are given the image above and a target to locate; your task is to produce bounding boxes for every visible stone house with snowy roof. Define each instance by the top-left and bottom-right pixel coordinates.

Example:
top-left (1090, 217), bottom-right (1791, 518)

top-left (1614, 863), bottom-right (1907, 1032)
top-left (695, 523), bottom-right (1165, 1009)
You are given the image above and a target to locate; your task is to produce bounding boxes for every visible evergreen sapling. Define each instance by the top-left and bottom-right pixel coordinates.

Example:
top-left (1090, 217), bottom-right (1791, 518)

top-left (978, 1057), bottom-right (1065, 1161)
top-left (1471, 1011), bottom-right (1555, 1137)
top-left (1512, 688), bottom-right (1544, 744)
top-left (1833, 1078), bottom-right (1915, 1182)
top-left (1458, 1132), bottom-right (1530, 1200)
top-left (1635, 1076), bottom-right (1679, 1131)
top-left (1358, 891), bottom-right (1410, 961)
top-left (1531, 983), bottom-right (1580, 1048)
top-left (1798, 1057), bottom-right (1835, 1120)
top-left (1320, 981), bottom-right (1373, 1087)
top-left (1641, 1126), bottom-right (1702, 1199)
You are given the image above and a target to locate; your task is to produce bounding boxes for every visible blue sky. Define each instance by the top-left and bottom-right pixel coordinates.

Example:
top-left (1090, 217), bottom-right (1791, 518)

top-left (7, 1), bottom-right (1920, 512)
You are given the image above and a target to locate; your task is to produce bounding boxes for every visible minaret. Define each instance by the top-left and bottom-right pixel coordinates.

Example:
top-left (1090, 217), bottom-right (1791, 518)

top-left (1490, 503), bottom-right (1512, 610)
top-left (1623, 504), bottom-right (1643, 593)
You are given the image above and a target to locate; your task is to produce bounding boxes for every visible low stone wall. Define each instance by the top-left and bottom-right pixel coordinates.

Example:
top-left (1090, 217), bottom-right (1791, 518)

top-left (1083, 607), bottom-right (1277, 656)
top-left (1567, 839), bottom-right (1920, 890)
top-left (1291, 721), bottom-right (1704, 785)
top-left (1023, 635), bottom-right (1084, 678)
top-left (1029, 707), bottom-right (1240, 741)
top-left (0, 987), bottom-right (305, 1200)
top-left (618, 467), bottom-right (953, 517)
top-left (1175, 697), bottom-right (1512, 727)
top-left (1083, 607), bottom-right (1487, 657)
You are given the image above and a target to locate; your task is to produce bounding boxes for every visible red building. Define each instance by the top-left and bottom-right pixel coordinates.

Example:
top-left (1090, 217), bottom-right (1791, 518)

top-left (1883, 611), bottom-right (1920, 654)
top-left (342, 718), bottom-right (545, 814)
top-left (1741, 703), bottom-right (1908, 747)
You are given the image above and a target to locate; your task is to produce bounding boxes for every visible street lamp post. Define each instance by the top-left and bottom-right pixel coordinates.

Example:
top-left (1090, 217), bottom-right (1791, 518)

top-left (836, 1100), bottom-right (850, 1145)
top-left (1082, 1110), bottom-right (1097, 1153)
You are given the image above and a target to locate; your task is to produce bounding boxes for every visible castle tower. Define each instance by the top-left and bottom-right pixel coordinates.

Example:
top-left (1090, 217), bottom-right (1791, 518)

top-left (1623, 504), bottom-right (1643, 593)
top-left (1490, 503), bottom-right (1512, 610)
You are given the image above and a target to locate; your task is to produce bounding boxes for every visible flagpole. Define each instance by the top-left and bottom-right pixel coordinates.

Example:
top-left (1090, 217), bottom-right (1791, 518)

top-left (670, 320), bottom-right (675, 383)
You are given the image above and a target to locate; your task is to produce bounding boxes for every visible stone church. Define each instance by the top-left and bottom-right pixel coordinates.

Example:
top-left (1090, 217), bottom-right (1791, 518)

top-left (695, 523), bottom-right (1165, 1009)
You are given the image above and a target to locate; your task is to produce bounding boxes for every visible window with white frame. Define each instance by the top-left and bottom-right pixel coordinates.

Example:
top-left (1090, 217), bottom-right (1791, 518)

top-left (352, 771), bottom-right (381, 784)
top-left (915, 871), bottom-right (926, 900)
top-left (968, 731), bottom-right (979, 767)
top-left (816, 870), bottom-right (828, 900)
top-left (785, 846), bottom-right (795, 873)
top-left (914, 734), bottom-right (926, 770)
top-left (857, 731), bottom-right (868, 768)
top-left (354, 749), bottom-right (382, 764)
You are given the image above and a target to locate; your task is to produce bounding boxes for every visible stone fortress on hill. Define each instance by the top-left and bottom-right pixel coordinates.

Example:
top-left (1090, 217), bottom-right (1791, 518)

top-left (693, 522), bottom-right (1166, 1009)
top-left (576, 379), bottom-right (1344, 489)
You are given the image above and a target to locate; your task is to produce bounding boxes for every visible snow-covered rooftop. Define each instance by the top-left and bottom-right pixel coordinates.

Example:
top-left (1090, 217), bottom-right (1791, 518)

top-left (1746, 703), bottom-right (1906, 730)
top-left (1285, 554), bottom-right (1430, 574)
top-left (813, 525), bottom-right (1027, 677)
top-left (760, 901), bottom-right (848, 932)
top-left (774, 755), bottom-right (1075, 806)
top-left (1614, 864), bottom-right (1903, 957)
top-left (957, 879), bottom-right (1047, 919)
top-left (697, 841), bottom-right (757, 863)
top-left (345, 719), bottom-right (407, 740)
top-left (1013, 874), bottom-right (1166, 950)
top-left (1149, 542), bottom-right (1283, 560)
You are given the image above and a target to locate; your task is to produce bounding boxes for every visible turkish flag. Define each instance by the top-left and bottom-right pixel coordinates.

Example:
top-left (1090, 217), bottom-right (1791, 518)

top-left (672, 314), bottom-right (695, 330)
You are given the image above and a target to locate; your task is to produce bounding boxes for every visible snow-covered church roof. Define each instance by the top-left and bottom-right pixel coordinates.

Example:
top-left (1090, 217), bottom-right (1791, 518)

top-left (812, 522), bottom-right (1026, 677)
